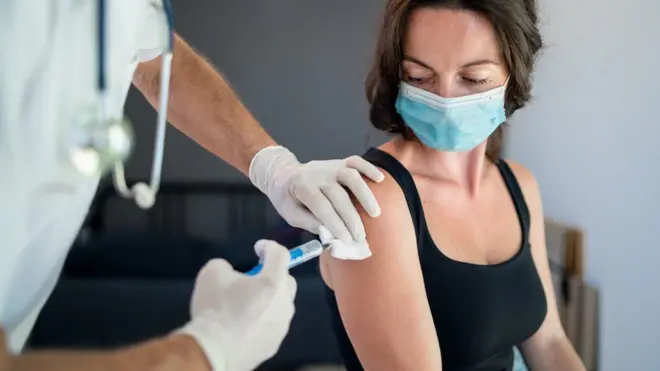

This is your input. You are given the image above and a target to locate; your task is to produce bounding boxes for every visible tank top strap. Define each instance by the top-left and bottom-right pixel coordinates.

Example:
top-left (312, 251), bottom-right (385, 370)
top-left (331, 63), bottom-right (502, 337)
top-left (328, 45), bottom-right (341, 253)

top-left (495, 160), bottom-right (531, 246)
top-left (362, 148), bottom-right (428, 247)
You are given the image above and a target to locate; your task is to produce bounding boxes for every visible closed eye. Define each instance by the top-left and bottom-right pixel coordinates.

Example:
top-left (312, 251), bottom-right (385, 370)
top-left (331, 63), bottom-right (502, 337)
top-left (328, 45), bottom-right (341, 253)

top-left (407, 76), bottom-right (426, 83)
top-left (463, 76), bottom-right (490, 85)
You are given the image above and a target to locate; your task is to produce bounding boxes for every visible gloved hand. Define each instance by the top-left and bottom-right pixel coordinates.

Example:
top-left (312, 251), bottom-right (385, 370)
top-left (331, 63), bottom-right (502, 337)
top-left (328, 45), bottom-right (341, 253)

top-left (178, 240), bottom-right (297, 371)
top-left (249, 146), bottom-right (385, 244)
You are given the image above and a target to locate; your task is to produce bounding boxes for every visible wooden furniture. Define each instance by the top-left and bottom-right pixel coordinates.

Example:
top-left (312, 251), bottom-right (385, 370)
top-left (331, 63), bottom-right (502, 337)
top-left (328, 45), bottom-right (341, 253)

top-left (545, 219), bottom-right (599, 371)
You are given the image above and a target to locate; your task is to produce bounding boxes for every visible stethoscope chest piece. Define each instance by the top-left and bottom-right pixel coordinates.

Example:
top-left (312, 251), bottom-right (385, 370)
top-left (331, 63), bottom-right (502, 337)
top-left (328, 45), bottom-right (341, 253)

top-left (68, 105), bottom-right (135, 177)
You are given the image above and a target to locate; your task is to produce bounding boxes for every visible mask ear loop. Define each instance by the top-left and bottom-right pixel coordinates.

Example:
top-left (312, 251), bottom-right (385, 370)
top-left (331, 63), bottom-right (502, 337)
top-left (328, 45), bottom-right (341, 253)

top-left (112, 0), bottom-right (173, 209)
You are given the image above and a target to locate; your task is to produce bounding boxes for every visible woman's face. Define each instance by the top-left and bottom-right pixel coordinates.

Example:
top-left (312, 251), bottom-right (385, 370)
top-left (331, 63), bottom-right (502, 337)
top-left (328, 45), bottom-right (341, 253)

top-left (402, 7), bottom-right (509, 98)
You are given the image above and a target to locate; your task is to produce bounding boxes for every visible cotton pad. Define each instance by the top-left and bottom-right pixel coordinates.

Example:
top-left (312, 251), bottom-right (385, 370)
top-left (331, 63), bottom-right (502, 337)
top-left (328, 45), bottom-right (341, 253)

top-left (318, 226), bottom-right (372, 260)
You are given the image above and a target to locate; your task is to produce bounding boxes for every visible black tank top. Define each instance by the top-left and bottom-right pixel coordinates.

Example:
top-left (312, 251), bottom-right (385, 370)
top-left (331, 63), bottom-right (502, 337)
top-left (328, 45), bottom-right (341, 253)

top-left (325, 148), bottom-right (548, 371)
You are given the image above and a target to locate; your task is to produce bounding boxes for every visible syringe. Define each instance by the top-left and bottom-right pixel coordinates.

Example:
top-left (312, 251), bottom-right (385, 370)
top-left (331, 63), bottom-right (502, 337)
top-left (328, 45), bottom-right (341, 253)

top-left (246, 239), bottom-right (330, 276)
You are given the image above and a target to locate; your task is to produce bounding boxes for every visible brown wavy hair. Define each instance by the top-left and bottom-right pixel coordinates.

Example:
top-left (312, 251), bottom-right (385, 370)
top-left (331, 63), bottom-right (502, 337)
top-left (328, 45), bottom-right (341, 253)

top-left (365, 0), bottom-right (543, 161)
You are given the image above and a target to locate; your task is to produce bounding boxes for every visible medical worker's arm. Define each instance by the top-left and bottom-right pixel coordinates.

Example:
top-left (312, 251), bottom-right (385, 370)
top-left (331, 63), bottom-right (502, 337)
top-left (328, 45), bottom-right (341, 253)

top-left (0, 331), bottom-right (211, 371)
top-left (509, 162), bottom-right (585, 371)
top-left (132, 34), bottom-right (385, 244)
top-left (1, 241), bottom-right (296, 371)
top-left (320, 172), bottom-right (443, 371)
top-left (133, 34), bottom-right (274, 177)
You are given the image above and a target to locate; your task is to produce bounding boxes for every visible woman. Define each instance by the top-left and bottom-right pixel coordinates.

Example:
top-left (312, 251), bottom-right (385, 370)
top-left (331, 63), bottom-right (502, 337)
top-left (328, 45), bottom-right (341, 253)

top-left (319, 0), bottom-right (586, 370)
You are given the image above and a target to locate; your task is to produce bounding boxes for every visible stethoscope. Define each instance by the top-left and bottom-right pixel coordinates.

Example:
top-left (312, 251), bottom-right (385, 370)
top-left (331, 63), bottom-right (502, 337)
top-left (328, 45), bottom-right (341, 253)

top-left (68, 0), bottom-right (174, 209)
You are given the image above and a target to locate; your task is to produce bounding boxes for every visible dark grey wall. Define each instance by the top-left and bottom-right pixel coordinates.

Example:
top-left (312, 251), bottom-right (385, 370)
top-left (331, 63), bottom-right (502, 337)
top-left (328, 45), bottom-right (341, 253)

top-left (124, 0), bottom-right (389, 183)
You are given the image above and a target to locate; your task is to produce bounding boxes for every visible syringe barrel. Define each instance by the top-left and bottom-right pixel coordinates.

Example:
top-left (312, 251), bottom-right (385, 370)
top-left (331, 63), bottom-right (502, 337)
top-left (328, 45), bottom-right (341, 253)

top-left (288, 240), bottom-right (325, 269)
top-left (245, 239), bottom-right (326, 276)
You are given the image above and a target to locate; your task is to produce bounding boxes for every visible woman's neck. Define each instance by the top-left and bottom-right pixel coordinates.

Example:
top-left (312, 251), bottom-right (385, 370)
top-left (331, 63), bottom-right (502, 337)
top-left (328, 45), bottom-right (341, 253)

top-left (381, 138), bottom-right (489, 197)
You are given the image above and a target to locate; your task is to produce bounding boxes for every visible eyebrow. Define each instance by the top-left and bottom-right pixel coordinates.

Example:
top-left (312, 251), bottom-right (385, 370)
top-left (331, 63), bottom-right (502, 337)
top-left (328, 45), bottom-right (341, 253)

top-left (403, 56), bottom-right (500, 69)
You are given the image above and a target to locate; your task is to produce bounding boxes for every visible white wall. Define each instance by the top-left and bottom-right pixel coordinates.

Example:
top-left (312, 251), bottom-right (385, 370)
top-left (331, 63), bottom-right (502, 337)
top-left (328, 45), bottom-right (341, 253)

top-left (505, 1), bottom-right (660, 369)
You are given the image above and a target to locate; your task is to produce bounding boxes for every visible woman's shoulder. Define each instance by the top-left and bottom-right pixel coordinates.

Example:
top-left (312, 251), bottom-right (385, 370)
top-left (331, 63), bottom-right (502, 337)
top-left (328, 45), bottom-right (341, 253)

top-left (359, 144), bottom-right (414, 207)
top-left (354, 163), bottom-right (412, 228)
top-left (499, 159), bottom-right (542, 210)
top-left (501, 159), bottom-right (537, 186)
top-left (321, 163), bottom-right (417, 289)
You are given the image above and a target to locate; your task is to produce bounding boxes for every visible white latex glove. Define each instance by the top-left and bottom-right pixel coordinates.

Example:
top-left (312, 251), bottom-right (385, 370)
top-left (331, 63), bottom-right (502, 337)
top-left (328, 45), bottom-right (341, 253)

top-left (178, 240), bottom-right (297, 371)
top-left (249, 146), bottom-right (385, 244)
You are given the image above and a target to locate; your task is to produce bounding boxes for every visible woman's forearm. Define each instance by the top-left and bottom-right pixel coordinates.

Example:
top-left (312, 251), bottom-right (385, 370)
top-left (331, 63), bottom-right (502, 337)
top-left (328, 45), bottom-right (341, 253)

top-left (3, 334), bottom-right (211, 371)
top-left (133, 33), bottom-right (277, 176)
top-left (524, 337), bottom-right (586, 371)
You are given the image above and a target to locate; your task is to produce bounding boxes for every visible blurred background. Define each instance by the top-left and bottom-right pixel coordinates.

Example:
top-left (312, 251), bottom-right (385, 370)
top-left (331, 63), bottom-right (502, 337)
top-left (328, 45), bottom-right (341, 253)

top-left (26, 1), bottom-right (660, 370)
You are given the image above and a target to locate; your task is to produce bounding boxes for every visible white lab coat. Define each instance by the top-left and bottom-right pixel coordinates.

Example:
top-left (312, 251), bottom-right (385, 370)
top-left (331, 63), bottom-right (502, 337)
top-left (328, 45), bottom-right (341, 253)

top-left (0, 0), bottom-right (166, 353)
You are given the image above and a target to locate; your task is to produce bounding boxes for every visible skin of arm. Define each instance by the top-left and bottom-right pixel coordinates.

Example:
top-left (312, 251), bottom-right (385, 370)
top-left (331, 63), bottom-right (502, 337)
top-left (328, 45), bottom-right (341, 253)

top-left (132, 33), bottom-right (276, 176)
top-left (320, 172), bottom-right (443, 371)
top-left (0, 330), bottom-right (211, 371)
top-left (508, 162), bottom-right (586, 371)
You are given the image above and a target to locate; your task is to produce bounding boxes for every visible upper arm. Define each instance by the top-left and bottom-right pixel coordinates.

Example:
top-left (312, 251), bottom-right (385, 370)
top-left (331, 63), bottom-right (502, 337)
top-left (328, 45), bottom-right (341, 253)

top-left (133, 33), bottom-right (189, 105)
top-left (506, 162), bottom-right (568, 352)
top-left (321, 173), bottom-right (442, 371)
top-left (131, 2), bottom-right (175, 87)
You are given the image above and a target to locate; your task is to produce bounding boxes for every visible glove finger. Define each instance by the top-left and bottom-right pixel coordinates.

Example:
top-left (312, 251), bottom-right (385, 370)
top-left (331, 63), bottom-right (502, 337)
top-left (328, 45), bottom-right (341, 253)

top-left (285, 275), bottom-right (298, 300)
top-left (279, 204), bottom-right (324, 235)
top-left (345, 156), bottom-right (385, 182)
top-left (254, 240), bottom-right (290, 282)
top-left (196, 259), bottom-right (238, 291)
top-left (274, 276), bottom-right (297, 319)
top-left (321, 184), bottom-right (366, 242)
top-left (199, 258), bottom-right (235, 279)
top-left (293, 185), bottom-right (352, 243)
top-left (337, 167), bottom-right (381, 218)
top-left (276, 276), bottom-right (297, 324)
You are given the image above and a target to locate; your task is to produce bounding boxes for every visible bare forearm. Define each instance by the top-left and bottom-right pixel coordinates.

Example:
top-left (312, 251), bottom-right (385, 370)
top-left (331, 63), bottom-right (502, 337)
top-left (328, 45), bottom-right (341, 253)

top-left (3, 334), bottom-right (211, 371)
top-left (524, 337), bottom-right (585, 371)
top-left (133, 33), bottom-right (276, 176)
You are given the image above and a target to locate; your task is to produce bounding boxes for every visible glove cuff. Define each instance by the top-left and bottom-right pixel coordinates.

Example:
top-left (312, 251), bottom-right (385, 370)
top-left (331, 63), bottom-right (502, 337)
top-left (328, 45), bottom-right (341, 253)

top-left (248, 145), bottom-right (298, 195)
top-left (176, 317), bottom-right (229, 371)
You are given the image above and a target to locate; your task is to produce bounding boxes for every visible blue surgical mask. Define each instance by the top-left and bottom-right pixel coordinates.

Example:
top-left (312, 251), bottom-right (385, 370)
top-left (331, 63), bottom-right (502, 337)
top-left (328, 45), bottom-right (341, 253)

top-left (395, 81), bottom-right (508, 152)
